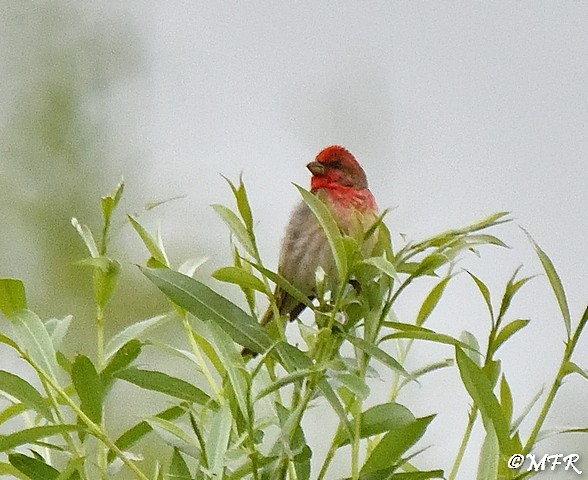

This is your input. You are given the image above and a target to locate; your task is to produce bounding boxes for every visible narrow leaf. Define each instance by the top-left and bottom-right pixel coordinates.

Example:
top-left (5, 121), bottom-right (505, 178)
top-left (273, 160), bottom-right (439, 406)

top-left (115, 367), bottom-right (217, 408)
top-left (336, 402), bottom-right (416, 447)
top-left (141, 267), bottom-right (272, 354)
top-left (247, 261), bottom-right (314, 310)
top-left (466, 271), bottom-right (493, 321)
top-left (493, 319), bottom-right (530, 352)
top-left (524, 230), bottom-right (571, 336)
top-left (128, 215), bottom-right (169, 267)
top-left (295, 185), bottom-right (347, 281)
top-left (72, 355), bottom-right (103, 425)
top-left (361, 256), bottom-right (399, 281)
top-left (108, 404), bottom-right (186, 463)
top-left (455, 347), bottom-right (512, 453)
top-left (71, 218), bottom-right (99, 258)
top-left (147, 417), bottom-right (198, 458)
top-left (340, 331), bottom-right (409, 377)
top-left (8, 453), bottom-right (59, 480)
top-left (476, 425), bottom-right (499, 480)
top-left (100, 340), bottom-right (143, 389)
top-left (0, 425), bottom-right (79, 451)
top-left (9, 310), bottom-right (59, 380)
top-left (0, 370), bottom-right (50, 419)
top-left (169, 448), bottom-right (191, 480)
top-left (361, 415), bottom-right (435, 474)
top-left (212, 266), bottom-right (266, 293)
top-left (500, 374), bottom-right (514, 425)
top-left (416, 276), bottom-right (453, 326)
top-left (212, 204), bottom-right (256, 256)
top-left (206, 404), bottom-right (232, 477)
top-left (105, 314), bottom-right (170, 360)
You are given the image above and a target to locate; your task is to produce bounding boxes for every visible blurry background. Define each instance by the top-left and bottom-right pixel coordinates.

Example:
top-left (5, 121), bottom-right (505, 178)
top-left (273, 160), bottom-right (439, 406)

top-left (1, 2), bottom-right (586, 478)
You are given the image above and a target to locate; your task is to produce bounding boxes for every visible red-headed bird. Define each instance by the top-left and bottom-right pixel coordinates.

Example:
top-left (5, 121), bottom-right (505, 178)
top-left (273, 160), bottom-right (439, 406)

top-left (260, 145), bottom-right (379, 328)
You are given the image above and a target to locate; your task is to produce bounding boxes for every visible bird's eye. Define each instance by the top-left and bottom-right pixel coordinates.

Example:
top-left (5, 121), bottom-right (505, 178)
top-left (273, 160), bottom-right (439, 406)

top-left (330, 160), bottom-right (342, 168)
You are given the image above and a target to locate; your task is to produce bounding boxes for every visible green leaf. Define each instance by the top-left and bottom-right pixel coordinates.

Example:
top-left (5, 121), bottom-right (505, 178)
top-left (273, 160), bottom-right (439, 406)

top-left (360, 256), bottom-right (399, 281)
top-left (415, 276), bottom-right (453, 326)
top-left (212, 266), bottom-right (266, 293)
top-left (295, 184), bottom-right (348, 281)
top-left (100, 339), bottom-right (143, 390)
top-left (361, 415), bottom-right (435, 474)
top-left (141, 267), bottom-right (272, 354)
top-left (339, 331), bottom-right (409, 377)
top-left (500, 374), bottom-right (514, 426)
top-left (104, 314), bottom-right (171, 360)
top-left (205, 322), bottom-right (248, 417)
top-left (563, 361), bottom-right (588, 381)
top-left (115, 367), bottom-right (217, 408)
top-left (0, 279), bottom-right (27, 317)
top-left (93, 257), bottom-right (121, 308)
top-left (0, 462), bottom-right (28, 479)
top-left (399, 359), bottom-right (454, 390)
top-left (381, 325), bottom-right (474, 352)
top-left (0, 425), bottom-right (79, 452)
top-left (128, 215), bottom-right (169, 267)
top-left (45, 315), bottom-right (72, 352)
top-left (108, 404), bottom-right (186, 463)
top-left (511, 387), bottom-right (544, 432)
top-left (476, 425), bottom-right (499, 480)
top-left (493, 319), bottom-right (530, 352)
top-left (71, 218), bottom-right (99, 258)
top-left (222, 174), bottom-right (254, 233)
top-left (72, 355), bottom-right (103, 425)
top-left (332, 371), bottom-right (370, 399)
top-left (206, 403), bottom-right (232, 477)
top-left (0, 403), bottom-right (28, 426)
top-left (0, 370), bottom-right (50, 419)
top-left (455, 347), bottom-right (512, 454)
top-left (9, 310), bottom-right (59, 380)
top-left (8, 453), bottom-right (59, 480)
top-left (212, 204), bottom-right (256, 257)
top-left (497, 267), bottom-right (532, 322)
top-left (254, 369), bottom-right (316, 403)
top-left (0, 333), bottom-right (19, 351)
top-left (101, 180), bottom-right (125, 227)
top-left (460, 331), bottom-right (482, 365)
top-left (147, 417), bottom-right (199, 458)
top-left (318, 377), bottom-right (353, 442)
top-left (247, 261), bottom-right (314, 310)
top-left (466, 271), bottom-right (494, 322)
top-left (387, 471), bottom-right (445, 479)
top-left (336, 402), bottom-right (416, 447)
top-left (169, 448), bottom-right (191, 480)
top-left (524, 230), bottom-right (571, 337)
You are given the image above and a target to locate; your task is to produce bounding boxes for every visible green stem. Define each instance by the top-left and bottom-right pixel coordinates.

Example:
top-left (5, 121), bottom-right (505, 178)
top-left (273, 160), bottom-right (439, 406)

top-left (448, 407), bottom-right (477, 480)
top-left (317, 432), bottom-right (340, 480)
top-left (350, 397), bottom-right (362, 480)
top-left (179, 311), bottom-right (221, 398)
top-left (37, 366), bottom-right (150, 480)
top-left (523, 307), bottom-right (587, 453)
top-left (96, 304), bottom-right (104, 369)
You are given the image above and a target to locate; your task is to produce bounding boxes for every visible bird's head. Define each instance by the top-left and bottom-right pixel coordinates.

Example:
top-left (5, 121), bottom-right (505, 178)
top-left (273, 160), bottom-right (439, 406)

top-left (307, 145), bottom-right (368, 191)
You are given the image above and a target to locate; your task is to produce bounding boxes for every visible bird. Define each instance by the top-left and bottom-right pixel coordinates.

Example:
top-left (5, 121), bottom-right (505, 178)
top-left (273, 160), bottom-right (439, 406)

top-left (259, 145), bottom-right (379, 330)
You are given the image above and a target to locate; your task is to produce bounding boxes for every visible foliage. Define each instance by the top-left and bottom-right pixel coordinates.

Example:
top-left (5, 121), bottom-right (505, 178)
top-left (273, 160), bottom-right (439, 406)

top-left (0, 179), bottom-right (586, 480)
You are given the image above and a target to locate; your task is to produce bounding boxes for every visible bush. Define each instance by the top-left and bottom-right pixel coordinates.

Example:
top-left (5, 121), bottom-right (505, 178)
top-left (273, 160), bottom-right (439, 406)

top-left (0, 180), bottom-right (586, 480)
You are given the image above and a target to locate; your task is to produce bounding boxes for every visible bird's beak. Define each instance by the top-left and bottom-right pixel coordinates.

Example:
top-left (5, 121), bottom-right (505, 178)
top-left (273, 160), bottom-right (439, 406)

top-left (306, 161), bottom-right (325, 176)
